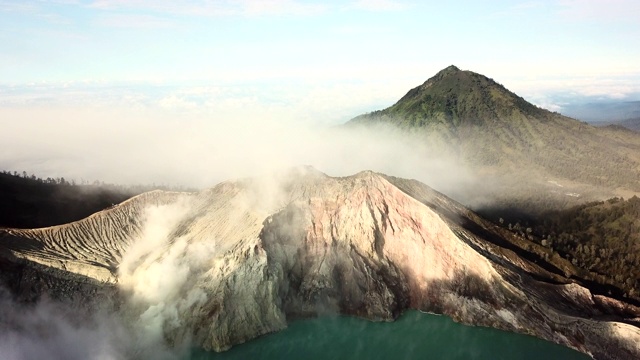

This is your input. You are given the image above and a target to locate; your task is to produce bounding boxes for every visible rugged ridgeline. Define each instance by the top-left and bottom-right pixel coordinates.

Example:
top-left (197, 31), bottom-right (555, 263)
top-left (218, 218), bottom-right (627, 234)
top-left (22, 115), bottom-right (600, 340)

top-left (1, 168), bottom-right (639, 359)
top-left (349, 66), bottom-right (640, 211)
top-left (561, 101), bottom-right (640, 125)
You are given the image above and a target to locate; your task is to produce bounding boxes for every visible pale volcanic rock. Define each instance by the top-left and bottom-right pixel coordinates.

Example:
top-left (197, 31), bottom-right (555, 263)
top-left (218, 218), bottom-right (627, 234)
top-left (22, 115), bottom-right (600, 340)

top-left (0, 190), bottom-right (186, 283)
top-left (1, 168), bottom-right (639, 359)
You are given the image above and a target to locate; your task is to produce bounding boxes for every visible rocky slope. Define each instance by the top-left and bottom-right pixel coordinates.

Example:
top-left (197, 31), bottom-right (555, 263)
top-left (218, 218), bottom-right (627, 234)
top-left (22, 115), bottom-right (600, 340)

top-left (1, 168), bottom-right (639, 359)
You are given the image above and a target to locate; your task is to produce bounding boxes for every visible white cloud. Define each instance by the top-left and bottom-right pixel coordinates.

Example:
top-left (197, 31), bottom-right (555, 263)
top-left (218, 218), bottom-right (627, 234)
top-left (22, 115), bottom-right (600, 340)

top-left (87, 0), bottom-right (328, 17)
top-left (512, 73), bottom-right (640, 105)
top-left (0, 78), bottom-right (406, 125)
top-left (488, 1), bottom-right (544, 18)
top-left (95, 13), bottom-right (176, 28)
top-left (240, 0), bottom-right (327, 16)
top-left (0, 1), bottom-right (38, 13)
top-left (348, 0), bottom-right (409, 11)
top-left (557, 0), bottom-right (640, 23)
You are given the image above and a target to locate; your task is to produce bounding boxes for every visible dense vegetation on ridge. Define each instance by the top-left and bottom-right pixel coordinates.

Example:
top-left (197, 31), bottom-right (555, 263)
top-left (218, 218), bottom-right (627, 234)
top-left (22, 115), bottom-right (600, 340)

top-left (0, 170), bottom-right (190, 228)
top-left (496, 196), bottom-right (640, 299)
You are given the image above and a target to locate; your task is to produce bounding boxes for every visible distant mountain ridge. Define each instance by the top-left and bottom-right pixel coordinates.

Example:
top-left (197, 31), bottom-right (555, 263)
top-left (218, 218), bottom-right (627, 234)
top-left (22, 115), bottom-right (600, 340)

top-left (349, 66), bottom-right (640, 202)
top-left (618, 117), bottom-right (640, 131)
top-left (562, 101), bottom-right (640, 123)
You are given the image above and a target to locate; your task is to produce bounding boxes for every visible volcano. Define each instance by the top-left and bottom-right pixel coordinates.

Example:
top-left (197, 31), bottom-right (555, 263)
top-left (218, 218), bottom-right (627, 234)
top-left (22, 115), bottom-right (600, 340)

top-left (1, 168), bottom-right (639, 359)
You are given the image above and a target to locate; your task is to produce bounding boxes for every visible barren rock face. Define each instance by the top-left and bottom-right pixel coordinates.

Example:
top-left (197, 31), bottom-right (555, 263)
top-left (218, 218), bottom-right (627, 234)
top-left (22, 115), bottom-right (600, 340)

top-left (0, 190), bottom-right (185, 283)
top-left (1, 168), bottom-right (639, 359)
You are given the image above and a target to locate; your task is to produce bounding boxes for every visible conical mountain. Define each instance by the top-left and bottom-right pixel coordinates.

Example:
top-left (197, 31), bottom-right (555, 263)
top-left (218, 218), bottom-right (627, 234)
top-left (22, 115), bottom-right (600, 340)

top-left (350, 66), bottom-right (640, 201)
top-left (368, 65), bottom-right (545, 127)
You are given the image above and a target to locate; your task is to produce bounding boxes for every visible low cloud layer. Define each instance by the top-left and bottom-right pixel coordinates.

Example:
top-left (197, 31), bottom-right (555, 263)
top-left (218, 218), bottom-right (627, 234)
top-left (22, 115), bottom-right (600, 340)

top-left (0, 105), bottom-right (475, 199)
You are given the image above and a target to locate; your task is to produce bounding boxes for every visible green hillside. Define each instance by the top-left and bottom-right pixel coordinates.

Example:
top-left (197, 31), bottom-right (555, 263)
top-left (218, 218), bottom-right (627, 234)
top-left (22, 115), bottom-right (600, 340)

top-left (350, 66), bottom-right (640, 209)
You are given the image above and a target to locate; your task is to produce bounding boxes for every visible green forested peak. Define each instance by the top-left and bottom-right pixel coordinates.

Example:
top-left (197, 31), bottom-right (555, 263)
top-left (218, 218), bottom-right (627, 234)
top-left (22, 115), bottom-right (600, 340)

top-left (371, 65), bottom-right (548, 127)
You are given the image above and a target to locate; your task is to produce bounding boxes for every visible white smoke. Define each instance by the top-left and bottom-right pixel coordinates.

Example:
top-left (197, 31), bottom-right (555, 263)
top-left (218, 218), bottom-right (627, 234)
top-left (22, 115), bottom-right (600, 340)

top-left (0, 287), bottom-right (128, 360)
top-left (0, 106), bottom-right (475, 201)
top-left (116, 199), bottom-right (218, 358)
top-left (0, 199), bottom-right (224, 360)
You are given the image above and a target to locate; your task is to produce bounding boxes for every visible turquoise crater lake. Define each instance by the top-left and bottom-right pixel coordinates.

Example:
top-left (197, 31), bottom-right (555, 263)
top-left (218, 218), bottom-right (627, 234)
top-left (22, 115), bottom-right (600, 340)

top-left (191, 310), bottom-right (590, 360)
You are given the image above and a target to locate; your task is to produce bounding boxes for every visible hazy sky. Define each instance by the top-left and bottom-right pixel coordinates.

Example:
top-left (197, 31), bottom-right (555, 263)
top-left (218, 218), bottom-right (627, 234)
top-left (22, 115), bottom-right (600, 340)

top-left (1, 0), bottom-right (640, 184)
top-left (2, 0), bottom-right (640, 116)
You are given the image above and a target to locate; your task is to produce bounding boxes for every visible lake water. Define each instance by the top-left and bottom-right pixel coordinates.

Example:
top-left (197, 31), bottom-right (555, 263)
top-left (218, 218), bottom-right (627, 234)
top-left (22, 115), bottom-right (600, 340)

top-left (191, 310), bottom-right (590, 360)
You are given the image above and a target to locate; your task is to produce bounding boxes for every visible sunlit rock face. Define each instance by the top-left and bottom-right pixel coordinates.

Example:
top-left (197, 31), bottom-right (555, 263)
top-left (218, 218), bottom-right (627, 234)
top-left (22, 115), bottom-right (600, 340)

top-left (1, 168), bottom-right (639, 359)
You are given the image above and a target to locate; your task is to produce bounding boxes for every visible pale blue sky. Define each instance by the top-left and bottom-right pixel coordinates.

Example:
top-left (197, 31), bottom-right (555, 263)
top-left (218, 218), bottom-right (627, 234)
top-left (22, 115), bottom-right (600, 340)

top-left (1, 1), bottom-right (640, 184)
top-left (1, 0), bottom-right (639, 81)
top-left (2, 0), bottom-right (640, 120)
